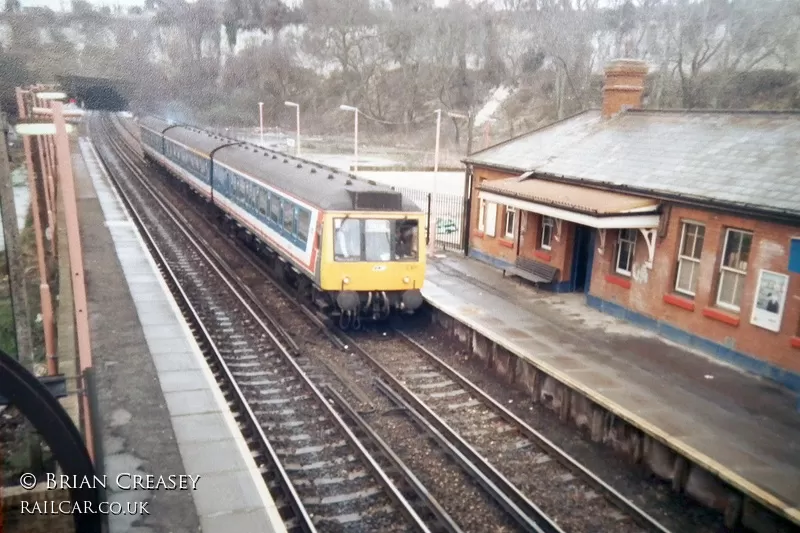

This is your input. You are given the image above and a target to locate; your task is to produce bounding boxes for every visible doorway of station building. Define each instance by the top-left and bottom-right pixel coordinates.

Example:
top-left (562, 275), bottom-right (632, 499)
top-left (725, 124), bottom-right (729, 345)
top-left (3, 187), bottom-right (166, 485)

top-left (570, 224), bottom-right (595, 292)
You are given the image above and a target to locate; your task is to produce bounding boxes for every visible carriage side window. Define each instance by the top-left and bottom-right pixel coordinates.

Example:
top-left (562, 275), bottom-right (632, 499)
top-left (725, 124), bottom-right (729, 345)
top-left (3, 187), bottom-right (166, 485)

top-left (270, 194), bottom-right (280, 225)
top-left (334, 218), bottom-right (362, 261)
top-left (395, 220), bottom-right (419, 260)
top-left (258, 188), bottom-right (268, 216)
top-left (283, 201), bottom-right (294, 233)
top-left (296, 208), bottom-right (311, 243)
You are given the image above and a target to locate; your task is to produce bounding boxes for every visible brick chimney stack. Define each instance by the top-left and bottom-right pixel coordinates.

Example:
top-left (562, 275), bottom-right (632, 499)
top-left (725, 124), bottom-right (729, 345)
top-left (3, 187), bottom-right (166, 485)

top-left (602, 59), bottom-right (649, 118)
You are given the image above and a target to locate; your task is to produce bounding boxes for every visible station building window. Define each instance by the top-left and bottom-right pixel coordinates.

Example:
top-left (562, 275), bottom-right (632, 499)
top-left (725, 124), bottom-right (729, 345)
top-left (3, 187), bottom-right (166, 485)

top-left (477, 200), bottom-right (486, 232)
top-left (541, 216), bottom-right (554, 250)
top-left (484, 202), bottom-right (497, 237)
top-left (716, 228), bottom-right (752, 312)
top-left (615, 229), bottom-right (637, 276)
top-left (675, 222), bottom-right (705, 296)
top-left (504, 207), bottom-right (516, 239)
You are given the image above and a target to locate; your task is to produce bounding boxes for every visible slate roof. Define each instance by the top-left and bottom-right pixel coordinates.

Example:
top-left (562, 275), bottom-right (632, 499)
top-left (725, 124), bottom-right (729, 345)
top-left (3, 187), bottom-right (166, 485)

top-left (466, 109), bottom-right (800, 218)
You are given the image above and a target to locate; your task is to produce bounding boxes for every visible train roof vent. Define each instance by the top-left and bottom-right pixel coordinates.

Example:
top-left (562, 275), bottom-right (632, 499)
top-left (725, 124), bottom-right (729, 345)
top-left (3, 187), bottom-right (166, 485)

top-left (328, 174), bottom-right (334, 180)
top-left (297, 163), bottom-right (302, 168)
top-left (346, 179), bottom-right (353, 185)
top-left (283, 159), bottom-right (288, 163)
top-left (347, 189), bottom-right (403, 210)
top-left (310, 168), bottom-right (316, 173)
top-left (272, 155), bottom-right (277, 159)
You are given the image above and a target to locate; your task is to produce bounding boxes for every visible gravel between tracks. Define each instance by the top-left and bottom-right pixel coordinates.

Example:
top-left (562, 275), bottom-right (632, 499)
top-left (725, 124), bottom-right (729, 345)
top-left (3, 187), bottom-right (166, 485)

top-left (401, 326), bottom-right (726, 533)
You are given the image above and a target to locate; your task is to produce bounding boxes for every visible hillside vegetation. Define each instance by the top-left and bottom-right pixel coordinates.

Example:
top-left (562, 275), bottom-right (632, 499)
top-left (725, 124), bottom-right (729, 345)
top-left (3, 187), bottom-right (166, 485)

top-left (1, 0), bottom-right (798, 156)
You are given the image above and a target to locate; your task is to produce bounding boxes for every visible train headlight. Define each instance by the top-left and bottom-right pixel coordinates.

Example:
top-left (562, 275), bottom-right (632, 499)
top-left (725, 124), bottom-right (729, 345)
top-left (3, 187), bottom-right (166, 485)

top-left (403, 276), bottom-right (410, 284)
top-left (342, 276), bottom-right (350, 285)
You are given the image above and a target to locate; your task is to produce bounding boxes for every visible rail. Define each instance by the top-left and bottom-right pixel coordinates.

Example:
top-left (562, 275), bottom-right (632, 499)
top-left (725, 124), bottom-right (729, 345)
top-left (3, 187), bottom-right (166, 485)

top-left (92, 113), bottom-right (430, 533)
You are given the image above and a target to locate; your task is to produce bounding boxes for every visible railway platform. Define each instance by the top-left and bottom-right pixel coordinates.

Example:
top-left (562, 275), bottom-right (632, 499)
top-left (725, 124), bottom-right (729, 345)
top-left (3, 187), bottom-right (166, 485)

top-left (72, 136), bottom-right (287, 532)
top-left (421, 252), bottom-right (800, 532)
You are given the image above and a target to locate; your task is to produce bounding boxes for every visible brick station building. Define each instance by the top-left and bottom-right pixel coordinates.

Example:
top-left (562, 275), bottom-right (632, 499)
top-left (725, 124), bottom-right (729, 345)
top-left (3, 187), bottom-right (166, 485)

top-left (462, 59), bottom-right (800, 391)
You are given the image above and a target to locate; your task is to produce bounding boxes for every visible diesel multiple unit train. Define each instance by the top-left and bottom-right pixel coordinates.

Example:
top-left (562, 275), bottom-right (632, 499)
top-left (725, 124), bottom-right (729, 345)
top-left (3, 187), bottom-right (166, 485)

top-left (137, 116), bottom-right (426, 327)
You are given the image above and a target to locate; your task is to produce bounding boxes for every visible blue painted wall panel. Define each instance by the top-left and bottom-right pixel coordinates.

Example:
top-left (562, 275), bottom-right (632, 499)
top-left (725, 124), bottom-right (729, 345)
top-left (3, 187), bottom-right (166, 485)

top-left (789, 238), bottom-right (800, 274)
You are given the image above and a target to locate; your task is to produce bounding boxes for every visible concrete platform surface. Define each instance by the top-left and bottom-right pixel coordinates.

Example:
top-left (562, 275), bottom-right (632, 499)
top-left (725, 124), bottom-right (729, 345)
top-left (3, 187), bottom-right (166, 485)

top-left (75, 135), bottom-right (287, 533)
top-left (422, 253), bottom-right (800, 525)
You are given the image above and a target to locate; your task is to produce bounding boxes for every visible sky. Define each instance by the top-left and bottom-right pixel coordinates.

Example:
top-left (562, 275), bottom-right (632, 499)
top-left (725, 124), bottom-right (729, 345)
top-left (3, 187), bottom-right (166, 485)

top-left (19, 0), bottom-right (470, 12)
top-left (20, 0), bottom-right (145, 10)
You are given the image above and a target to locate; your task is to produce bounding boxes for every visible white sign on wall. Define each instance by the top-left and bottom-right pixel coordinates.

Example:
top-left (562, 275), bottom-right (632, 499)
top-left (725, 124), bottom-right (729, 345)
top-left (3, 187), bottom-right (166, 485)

top-left (750, 269), bottom-right (789, 333)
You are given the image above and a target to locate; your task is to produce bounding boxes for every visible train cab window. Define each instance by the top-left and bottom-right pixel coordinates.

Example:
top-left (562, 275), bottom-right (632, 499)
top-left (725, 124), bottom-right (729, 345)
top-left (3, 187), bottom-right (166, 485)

top-left (365, 219), bottom-right (392, 262)
top-left (334, 218), bottom-right (362, 262)
top-left (296, 208), bottom-right (310, 242)
top-left (395, 220), bottom-right (419, 260)
top-left (283, 202), bottom-right (294, 233)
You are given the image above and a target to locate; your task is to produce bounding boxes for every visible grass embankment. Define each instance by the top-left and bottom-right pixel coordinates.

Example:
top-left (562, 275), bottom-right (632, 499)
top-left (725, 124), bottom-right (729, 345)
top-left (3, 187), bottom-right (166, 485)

top-left (1, 153), bottom-right (54, 505)
top-left (0, 163), bottom-right (45, 365)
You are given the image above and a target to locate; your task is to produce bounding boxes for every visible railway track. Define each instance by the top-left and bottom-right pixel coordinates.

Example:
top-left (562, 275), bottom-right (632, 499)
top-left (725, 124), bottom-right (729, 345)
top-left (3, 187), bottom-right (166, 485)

top-left (94, 113), bottom-right (695, 533)
top-left (88, 114), bottom-right (432, 533)
top-left (98, 113), bottom-right (550, 533)
top-left (338, 328), bottom-right (672, 533)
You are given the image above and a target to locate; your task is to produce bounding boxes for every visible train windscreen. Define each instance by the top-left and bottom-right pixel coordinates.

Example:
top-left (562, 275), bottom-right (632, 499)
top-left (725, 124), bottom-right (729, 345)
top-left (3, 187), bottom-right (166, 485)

top-left (334, 218), bottom-right (419, 262)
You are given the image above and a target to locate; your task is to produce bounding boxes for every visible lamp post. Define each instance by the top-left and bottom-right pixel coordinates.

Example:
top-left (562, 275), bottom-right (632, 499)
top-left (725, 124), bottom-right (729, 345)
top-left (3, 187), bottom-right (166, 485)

top-left (434, 109), bottom-right (442, 173)
top-left (284, 101), bottom-right (300, 156)
top-left (258, 101), bottom-right (264, 145)
top-left (339, 105), bottom-right (358, 173)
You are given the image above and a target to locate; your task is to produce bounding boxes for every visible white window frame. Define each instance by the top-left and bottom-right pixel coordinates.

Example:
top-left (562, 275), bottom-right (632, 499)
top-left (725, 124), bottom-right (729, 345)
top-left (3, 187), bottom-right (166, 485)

top-left (485, 202), bottom-right (497, 237)
top-left (615, 228), bottom-right (637, 276)
top-left (504, 206), bottom-right (516, 239)
top-left (477, 200), bottom-right (486, 232)
top-left (541, 216), bottom-right (554, 250)
top-left (675, 222), bottom-right (705, 296)
top-left (716, 228), bottom-right (752, 312)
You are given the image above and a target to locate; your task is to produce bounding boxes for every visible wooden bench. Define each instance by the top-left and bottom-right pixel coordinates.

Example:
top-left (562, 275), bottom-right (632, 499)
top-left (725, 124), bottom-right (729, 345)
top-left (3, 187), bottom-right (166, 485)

top-left (502, 256), bottom-right (559, 285)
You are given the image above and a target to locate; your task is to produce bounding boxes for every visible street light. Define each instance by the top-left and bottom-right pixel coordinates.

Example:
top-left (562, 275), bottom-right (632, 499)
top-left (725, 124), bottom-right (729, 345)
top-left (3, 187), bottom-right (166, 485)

top-left (339, 104), bottom-right (358, 172)
top-left (284, 101), bottom-right (300, 156)
top-left (258, 101), bottom-right (265, 144)
top-left (35, 92), bottom-right (68, 101)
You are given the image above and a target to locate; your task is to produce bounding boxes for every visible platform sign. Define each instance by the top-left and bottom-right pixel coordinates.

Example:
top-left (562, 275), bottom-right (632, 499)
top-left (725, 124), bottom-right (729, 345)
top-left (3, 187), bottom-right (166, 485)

top-left (750, 269), bottom-right (789, 333)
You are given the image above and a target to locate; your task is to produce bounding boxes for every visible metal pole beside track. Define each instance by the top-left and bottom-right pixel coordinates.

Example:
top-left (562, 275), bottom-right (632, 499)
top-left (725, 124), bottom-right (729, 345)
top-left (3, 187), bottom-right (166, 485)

top-left (434, 109), bottom-right (441, 174)
top-left (354, 109), bottom-right (358, 173)
top-left (52, 101), bottom-right (95, 464)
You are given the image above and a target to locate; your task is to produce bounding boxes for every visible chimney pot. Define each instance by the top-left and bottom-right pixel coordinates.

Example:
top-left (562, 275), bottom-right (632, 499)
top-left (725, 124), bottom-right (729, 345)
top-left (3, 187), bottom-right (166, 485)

top-left (602, 59), bottom-right (649, 119)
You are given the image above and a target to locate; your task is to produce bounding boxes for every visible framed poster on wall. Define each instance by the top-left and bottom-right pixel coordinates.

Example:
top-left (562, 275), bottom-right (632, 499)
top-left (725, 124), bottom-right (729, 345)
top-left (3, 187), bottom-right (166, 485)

top-left (750, 269), bottom-right (789, 333)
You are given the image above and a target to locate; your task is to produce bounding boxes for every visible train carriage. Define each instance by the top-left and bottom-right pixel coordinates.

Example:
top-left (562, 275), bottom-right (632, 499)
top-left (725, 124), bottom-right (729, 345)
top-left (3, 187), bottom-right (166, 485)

top-left (138, 116), bottom-right (426, 327)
